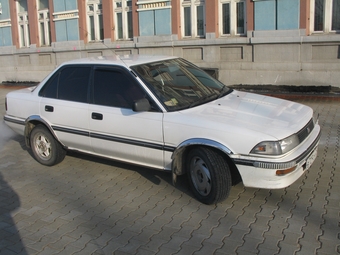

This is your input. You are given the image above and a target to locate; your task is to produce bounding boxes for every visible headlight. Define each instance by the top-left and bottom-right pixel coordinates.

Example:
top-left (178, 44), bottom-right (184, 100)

top-left (251, 141), bottom-right (282, 155)
top-left (279, 134), bottom-right (299, 154)
top-left (251, 134), bottom-right (299, 156)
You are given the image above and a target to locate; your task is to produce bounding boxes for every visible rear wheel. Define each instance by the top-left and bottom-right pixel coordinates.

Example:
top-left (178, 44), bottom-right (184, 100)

top-left (30, 125), bottom-right (66, 166)
top-left (187, 147), bottom-right (232, 204)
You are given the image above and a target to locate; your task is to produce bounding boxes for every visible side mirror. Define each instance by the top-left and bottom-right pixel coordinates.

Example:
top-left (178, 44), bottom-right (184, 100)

top-left (133, 98), bottom-right (151, 112)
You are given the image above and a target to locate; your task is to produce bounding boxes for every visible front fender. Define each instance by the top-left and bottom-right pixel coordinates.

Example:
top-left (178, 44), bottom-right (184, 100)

top-left (171, 138), bottom-right (233, 182)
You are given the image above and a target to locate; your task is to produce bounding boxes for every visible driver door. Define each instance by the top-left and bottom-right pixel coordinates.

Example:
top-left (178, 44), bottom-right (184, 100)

top-left (88, 66), bottom-right (164, 169)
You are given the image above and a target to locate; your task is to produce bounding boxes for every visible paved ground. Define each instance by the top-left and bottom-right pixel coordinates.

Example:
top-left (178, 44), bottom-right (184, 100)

top-left (0, 85), bottom-right (339, 255)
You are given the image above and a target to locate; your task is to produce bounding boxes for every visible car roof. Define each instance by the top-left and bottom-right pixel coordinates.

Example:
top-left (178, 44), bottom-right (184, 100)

top-left (62, 55), bottom-right (178, 68)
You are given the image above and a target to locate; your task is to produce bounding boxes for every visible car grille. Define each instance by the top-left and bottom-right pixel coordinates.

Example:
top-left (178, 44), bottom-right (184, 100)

top-left (297, 118), bottom-right (314, 143)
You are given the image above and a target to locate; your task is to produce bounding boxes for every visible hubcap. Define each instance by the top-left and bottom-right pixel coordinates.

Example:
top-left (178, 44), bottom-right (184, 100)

top-left (190, 156), bottom-right (212, 196)
top-left (34, 134), bottom-right (52, 159)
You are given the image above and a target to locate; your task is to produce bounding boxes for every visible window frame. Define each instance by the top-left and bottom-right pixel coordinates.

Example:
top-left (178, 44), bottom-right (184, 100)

top-left (219, 0), bottom-right (246, 36)
top-left (181, 0), bottom-right (206, 38)
top-left (39, 65), bottom-right (92, 104)
top-left (17, 0), bottom-right (30, 48)
top-left (37, 0), bottom-right (51, 46)
top-left (91, 66), bottom-right (139, 108)
top-left (114, 0), bottom-right (133, 40)
top-left (90, 65), bottom-right (160, 111)
top-left (86, 0), bottom-right (104, 42)
top-left (310, 0), bottom-right (340, 33)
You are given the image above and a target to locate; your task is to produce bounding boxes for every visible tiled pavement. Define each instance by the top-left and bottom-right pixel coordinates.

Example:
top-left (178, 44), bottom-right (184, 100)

top-left (0, 85), bottom-right (339, 255)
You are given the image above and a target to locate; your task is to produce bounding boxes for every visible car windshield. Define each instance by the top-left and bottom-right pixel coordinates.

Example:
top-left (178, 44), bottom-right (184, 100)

top-left (131, 58), bottom-right (231, 111)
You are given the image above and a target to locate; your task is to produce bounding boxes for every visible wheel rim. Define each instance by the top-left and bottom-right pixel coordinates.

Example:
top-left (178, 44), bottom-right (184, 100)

top-left (190, 156), bottom-right (212, 196)
top-left (34, 133), bottom-right (52, 160)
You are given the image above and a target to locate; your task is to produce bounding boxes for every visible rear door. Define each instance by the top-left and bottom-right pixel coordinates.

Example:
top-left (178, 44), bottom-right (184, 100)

top-left (39, 65), bottom-right (91, 152)
top-left (88, 66), bottom-right (164, 169)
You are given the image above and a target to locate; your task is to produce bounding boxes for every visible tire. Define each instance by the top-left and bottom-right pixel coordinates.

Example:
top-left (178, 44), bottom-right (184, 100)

top-left (187, 147), bottom-right (232, 204)
top-left (30, 125), bottom-right (66, 166)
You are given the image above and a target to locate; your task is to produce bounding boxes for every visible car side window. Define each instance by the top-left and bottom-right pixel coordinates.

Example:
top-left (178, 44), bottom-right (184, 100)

top-left (58, 67), bottom-right (91, 103)
top-left (93, 69), bottom-right (146, 109)
top-left (40, 72), bottom-right (59, 98)
top-left (39, 66), bottom-right (91, 103)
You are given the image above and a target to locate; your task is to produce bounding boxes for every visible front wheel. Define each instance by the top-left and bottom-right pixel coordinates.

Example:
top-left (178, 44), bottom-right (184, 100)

top-left (187, 147), bottom-right (232, 204)
top-left (30, 125), bottom-right (66, 166)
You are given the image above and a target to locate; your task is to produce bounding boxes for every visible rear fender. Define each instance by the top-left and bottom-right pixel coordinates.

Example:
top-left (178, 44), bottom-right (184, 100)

top-left (24, 115), bottom-right (65, 148)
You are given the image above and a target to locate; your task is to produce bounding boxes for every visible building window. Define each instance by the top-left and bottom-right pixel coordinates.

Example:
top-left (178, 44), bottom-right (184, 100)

top-left (312, 0), bottom-right (340, 32)
top-left (220, 0), bottom-right (246, 36)
top-left (254, 0), bottom-right (299, 30)
top-left (17, 0), bottom-right (30, 47)
top-left (114, 0), bottom-right (133, 40)
top-left (314, 0), bottom-right (324, 31)
top-left (37, 0), bottom-right (51, 46)
top-left (87, 0), bottom-right (104, 41)
top-left (0, 0), bottom-right (13, 47)
top-left (182, 0), bottom-right (205, 38)
top-left (53, 0), bottom-right (79, 42)
top-left (137, 1), bottom-right (171, 36)
top-left (332, 0), bottom-right (340, 30)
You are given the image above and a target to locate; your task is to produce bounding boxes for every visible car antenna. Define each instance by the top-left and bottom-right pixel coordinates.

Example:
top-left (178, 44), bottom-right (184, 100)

top-left (78, 25), bottom-right (120, 56)
top-left (77, 25), bottom-right (134, 70)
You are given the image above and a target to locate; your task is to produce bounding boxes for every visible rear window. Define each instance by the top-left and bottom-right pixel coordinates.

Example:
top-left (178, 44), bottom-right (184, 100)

top-left (39, 66), bottom-right (91, 103)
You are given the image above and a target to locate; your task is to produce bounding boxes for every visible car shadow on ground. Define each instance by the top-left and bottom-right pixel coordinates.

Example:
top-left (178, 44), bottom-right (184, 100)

top-left (5, 129), bottom-right (246, 208)
top-left (65, 150), bottom-right (194, 199)
top-left (5, 127), bottom-right (196, 203)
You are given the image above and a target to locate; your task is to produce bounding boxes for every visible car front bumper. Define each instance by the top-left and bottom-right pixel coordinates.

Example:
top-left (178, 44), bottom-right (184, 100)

top-left (232, 124), bottom-right (321, 189)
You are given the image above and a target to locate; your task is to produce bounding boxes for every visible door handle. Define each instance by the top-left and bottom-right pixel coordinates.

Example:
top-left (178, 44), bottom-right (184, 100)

top-left (45, 105), bottom-right (54, 112)
top-left (92, 112), bottom-right (103, 120)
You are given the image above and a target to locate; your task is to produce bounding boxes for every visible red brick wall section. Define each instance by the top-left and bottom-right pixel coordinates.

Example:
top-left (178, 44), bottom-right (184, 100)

top-left (103, 0), bottom-right (114, 41)
top-left (205, 0), bottom-right (218, 37)
top-left (77, 0), bottom-right (87, 42)
top-left (171, 0), bottom-right (181, 38)
top-left (300, 0), bottom-right (310, 35)
top-left (49, 0), bottom-right (56, 43)
top-left (246, 0), bottom-right (254, 32)
top-left (27, 0), bottom-right (38, 46)
top-left (132, 0), bottom-right (139, 37)
top-left (9, 1), bottom-right (19, 48)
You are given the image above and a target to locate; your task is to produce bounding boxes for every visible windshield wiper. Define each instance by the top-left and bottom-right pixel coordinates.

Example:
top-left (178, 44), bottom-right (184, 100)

top-left (188, 94), bottom-right (218, 108)
top-left (187, 86), bottom-right (231, 109)
top-left (217, 85), bottom-right (232, 99)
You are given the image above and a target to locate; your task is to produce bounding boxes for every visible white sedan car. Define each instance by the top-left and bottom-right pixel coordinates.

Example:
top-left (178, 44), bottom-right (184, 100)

top-left (4, 55), bottom-right (320, 204)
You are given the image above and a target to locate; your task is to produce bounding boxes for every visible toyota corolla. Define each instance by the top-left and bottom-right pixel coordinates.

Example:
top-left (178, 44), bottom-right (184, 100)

top-left (4, 55), bottom-right (320, 204)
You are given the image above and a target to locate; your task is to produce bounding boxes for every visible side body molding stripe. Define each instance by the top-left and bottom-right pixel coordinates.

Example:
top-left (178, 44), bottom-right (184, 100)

top-left (89, 132), bottom-right (175, 152)
top-left (4, 116), bottom-right (25, 125)
top-left (52, 126), bottom-right (89, 137)
top-left (51, 126), bottom-right (176, 152)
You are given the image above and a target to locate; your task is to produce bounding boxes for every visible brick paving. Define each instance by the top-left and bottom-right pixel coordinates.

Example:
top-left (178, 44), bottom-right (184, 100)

top-left (0, 85), bottom-right (339, 255)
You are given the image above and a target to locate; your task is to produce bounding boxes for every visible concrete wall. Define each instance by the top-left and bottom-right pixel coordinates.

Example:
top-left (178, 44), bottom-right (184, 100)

top-left (1, 30), bottom-right (339, 88)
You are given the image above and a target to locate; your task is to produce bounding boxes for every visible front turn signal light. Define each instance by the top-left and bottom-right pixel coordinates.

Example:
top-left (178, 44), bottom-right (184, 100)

top-left (276, 166), bottom-right (296, 176)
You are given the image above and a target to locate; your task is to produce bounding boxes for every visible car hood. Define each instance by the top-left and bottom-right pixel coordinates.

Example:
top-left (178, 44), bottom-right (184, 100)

top-left (178, 90), bottom-right (313, 141)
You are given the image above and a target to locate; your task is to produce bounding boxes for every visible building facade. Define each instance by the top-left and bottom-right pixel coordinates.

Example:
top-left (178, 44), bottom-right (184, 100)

top-left (0, 0), bottom-right (339, 87)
